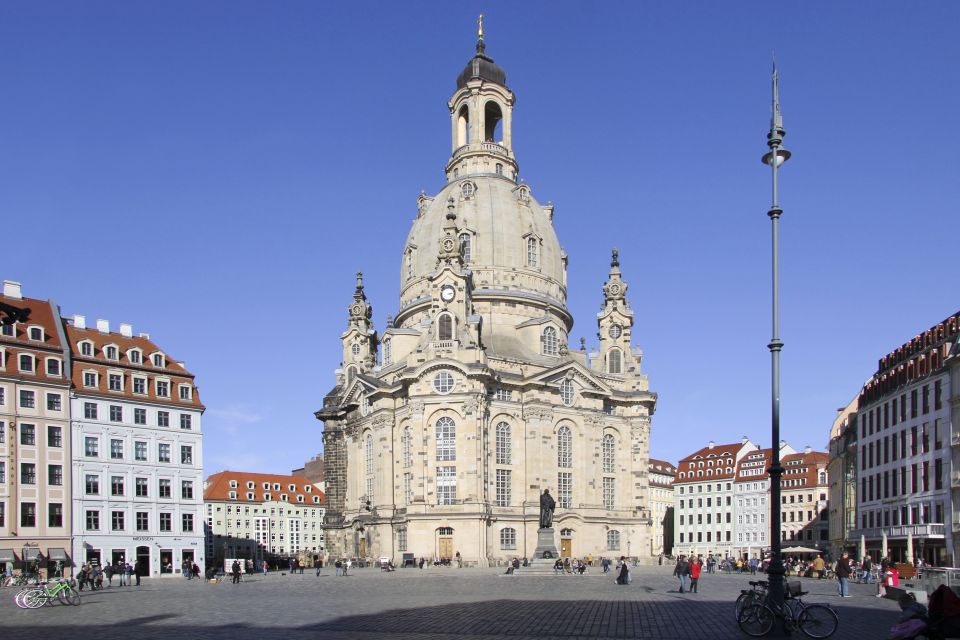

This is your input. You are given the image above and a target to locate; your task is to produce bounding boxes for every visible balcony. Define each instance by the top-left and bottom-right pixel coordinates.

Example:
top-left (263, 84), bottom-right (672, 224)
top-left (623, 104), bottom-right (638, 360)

top-left (850, 523), bottom-right (945, 540)
top-left (430, 340), bottom-right (457, 351)
top-left (450, 142), bottom-right (511, 161)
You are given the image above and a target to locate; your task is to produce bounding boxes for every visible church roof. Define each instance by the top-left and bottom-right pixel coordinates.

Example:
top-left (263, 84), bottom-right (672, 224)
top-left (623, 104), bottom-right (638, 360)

top-left (456, 40), bottom-right (507, 89)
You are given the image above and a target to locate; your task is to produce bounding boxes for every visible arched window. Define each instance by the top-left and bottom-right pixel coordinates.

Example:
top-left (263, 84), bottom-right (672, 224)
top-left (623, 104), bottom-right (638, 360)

top-left (559, 379), bottom-right (575, 406)
top-left (542, 326), bottom-right (558, 356)
top-left (405, 248), bottom-right (414, 280)
top-left (495, 163), bottom-right (503, 175)
top-left (527, 237), bottom-right (538, 267)
top-left (365, 433), bottom-right (375, 502)
top-left (459, 233), bottom-right (471, 262)
top-left (607, 530), bottom-right (621, 550)
top-left (351, 343), bottom-right (361, 357)
top-left (436, 416), bottom-right (456, 461)
top-left (461, 182), bottom-right (475, 198)
top-left (456, 105), bottom-right (470, 147)
top-left (557, 425), bottom-right (572, 468)
top-left (500, 527), bottom-right (516, 549)
top-left (438, 314), bottom-right (453, 341)
top-left (602, 433), bottom-right (615, 473)
top-left (382, 338), bottom-right (392, 366)
top-left (607, 348), bottom-right (622, 374)
top-left (484, 101), bottom-right (503, 142)
top-left (496, 422), bottom-right (511, 465)
top-left (402, 427), bottom-right (412, 469)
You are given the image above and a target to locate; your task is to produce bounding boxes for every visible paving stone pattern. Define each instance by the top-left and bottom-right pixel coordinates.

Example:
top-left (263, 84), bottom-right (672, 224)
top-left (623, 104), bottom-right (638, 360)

top-left (0, 566), bottom-right (901, 639)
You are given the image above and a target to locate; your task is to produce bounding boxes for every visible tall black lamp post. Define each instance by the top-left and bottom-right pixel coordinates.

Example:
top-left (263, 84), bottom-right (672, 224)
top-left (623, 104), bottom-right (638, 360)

top-left (762, 57), bottom-right (791, 609)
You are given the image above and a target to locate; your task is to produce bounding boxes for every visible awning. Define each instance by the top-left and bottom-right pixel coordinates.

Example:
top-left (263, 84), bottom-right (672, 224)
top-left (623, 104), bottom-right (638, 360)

top-left (781, 546), bottom-right (823, 554)
top-left (23, 547), bottom-right (41, 561)
top-left (46, 548), bottom-right (68, 561)
top-left (0, 549), bottom-right (15, 562)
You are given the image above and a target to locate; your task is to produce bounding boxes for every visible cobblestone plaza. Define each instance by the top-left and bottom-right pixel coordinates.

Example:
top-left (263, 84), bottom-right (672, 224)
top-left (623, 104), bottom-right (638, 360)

top-left (1, 566), bottom-right (902, 639)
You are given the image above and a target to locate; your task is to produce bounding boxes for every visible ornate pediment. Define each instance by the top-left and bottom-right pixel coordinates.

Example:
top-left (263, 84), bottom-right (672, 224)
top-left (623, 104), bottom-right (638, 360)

top-left (529, 360), bottom-right (612, 395)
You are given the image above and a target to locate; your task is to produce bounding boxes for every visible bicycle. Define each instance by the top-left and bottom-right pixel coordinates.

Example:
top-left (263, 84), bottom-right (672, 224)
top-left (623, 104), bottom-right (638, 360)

top-left (15, 579), bottom-right (81, 608)
top-left (738, 581), bottom-right (839, 638)
top-left (736, 580), bottom-right (770, 620)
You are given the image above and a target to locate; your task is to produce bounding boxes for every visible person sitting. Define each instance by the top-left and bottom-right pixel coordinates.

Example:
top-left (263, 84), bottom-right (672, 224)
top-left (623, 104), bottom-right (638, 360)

top-left (554, 558), bottom-right (563, 575)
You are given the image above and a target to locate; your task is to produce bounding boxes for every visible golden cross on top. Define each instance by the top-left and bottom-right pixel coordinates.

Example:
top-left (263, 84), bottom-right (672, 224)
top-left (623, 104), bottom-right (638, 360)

top-left (478, 14), bottom-right (484, 39)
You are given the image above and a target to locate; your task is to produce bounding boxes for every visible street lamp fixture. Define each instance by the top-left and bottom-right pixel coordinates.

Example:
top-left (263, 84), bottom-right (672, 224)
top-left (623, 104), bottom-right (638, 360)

top-left (763, 55), bottom-right (791, 612)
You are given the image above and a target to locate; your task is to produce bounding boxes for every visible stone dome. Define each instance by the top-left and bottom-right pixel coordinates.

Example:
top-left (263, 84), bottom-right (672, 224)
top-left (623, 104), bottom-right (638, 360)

top-left (456, 41), bottom-right (507, 89)
top-left (398, 174), bottom-right (568, 322)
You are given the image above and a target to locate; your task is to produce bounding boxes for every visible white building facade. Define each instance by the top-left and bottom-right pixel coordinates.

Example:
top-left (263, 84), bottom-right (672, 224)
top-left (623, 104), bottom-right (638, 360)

top-left (68, 317), bottom-right (205, 576)
top-left (648, 459), bottom-right (675, 557)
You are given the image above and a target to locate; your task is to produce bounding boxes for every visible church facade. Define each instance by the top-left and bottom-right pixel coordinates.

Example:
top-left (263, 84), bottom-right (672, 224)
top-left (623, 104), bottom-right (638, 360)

top-left (316, 31), bottom-right (657, 567)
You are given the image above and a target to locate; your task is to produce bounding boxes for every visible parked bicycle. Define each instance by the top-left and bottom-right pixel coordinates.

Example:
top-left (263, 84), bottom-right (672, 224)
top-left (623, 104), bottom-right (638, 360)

top-left (736, 580), bottom-right (770, 620)
top-left (737, 581), bottom-right (838, 638)
top-left (14, 579), bottom-right (81, 609)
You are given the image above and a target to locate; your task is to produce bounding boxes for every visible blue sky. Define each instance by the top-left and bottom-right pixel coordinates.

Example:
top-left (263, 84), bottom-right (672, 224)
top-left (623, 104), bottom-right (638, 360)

top-left (3, 2), bottom-right (958, 475)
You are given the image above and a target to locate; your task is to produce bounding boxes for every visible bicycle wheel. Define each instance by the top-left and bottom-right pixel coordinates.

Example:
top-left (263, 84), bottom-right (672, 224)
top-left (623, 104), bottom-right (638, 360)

top-left (738, 603), bottom-right (775, 637)
top-left (14, 589), bottom-right (32, 608)
top-left (798, 604), bottom-right (839, 639)
top-left (736, 592), bottom-right (759, 620)
top-left (23, 590), bottom-right (47, 609)
top-left (62, 586), bottom-right (81, 606)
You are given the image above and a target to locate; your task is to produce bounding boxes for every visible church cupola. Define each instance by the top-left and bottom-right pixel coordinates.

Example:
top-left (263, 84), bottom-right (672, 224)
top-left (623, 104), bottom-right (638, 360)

top-left (446, 16), bottom-right (518, 183)
top-left (341, 272), bottom-right (377, 374)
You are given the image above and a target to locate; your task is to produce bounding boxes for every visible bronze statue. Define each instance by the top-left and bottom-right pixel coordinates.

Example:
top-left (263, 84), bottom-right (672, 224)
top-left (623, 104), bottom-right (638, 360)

top-left (539, 489), bottom-right (556, 529)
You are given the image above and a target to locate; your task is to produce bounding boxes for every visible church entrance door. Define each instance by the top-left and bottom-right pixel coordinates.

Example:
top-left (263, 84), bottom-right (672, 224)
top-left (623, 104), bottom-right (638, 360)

top-left (438, 537), bottom-right (453, 561)
top-left (560, 539), bottom-right (571, 558)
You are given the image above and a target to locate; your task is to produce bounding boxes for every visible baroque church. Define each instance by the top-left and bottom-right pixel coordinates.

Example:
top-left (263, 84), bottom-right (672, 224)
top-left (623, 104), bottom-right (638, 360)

top-left (316, 28), bottom-right (658, 566)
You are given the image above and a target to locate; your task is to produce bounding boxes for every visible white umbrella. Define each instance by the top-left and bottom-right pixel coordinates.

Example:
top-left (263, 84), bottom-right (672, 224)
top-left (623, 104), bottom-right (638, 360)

top-left (860, 534), bottom-right (866, 560)
top-left (906, 532), bottom-right (914, 563)
top-left (882, 530), bottom-right (888, 559)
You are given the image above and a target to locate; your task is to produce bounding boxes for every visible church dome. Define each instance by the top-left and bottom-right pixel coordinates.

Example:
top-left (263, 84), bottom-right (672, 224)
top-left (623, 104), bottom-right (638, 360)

top-left (398, 174), bottom-right (568, 321)
top-left (456, 42), bottom-right (507, 89)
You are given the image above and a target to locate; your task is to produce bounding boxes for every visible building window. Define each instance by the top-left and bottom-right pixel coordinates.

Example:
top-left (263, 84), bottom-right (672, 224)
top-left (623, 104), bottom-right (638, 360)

top-left (85, 510), bottom-right (99, 531)
top-left (111, 476), bottom-right (124, 496)
top-left (136, 512), bottom-right (149, 531)
top-left (153, 353), bottom-right (165, 368)
top-left (180, 414), bottom-right (192, 430)
top-left (542, 326), bottom-right (558, 356)
top-left (47, 425), bottom-right (62, 447)
top-left (48, 503), bottom-right (63, 528)
top-left (496, 468), bottom-right (511, 507)
top-left (105, 346), bottom-right (118, 360)
top-left (109, 405), bottom-right (123, 422)
top-left (182, 481), bottom-right (194, 499)
top-left (134, 408), bottom-right (146, 425)
top-left (607, 529), bottom-right (621, 550)
top-left (459, 233), bottom-right (471, 261)
top-left (402, 427), bottom-right (413, 469)
top-left (500, 527), bottom-right (517, 549)
top-left (602, 433), bottom-right (616, 473)
top-left (135, 441), bottom-right (147, 461)
top-left (84, 402), bottom-right (97, 420)
top-left (108, 373), bottom-right (122, 391)
top-left (83, 371), bottom-right (97, 387)
top-left (19, 353), bottom-right (34, 372)
top-left (20, 424), bottom-right (36, 446)
top-left (398, 529), bottom-right (408, 552)
top-left (437, 314), bottom-right (453, 341)
top-left (19, 390), bottom-right (35, 408)
top-left (461, 182), bottom-right (474, 198)
top-left (80, 341), bottom-right (92, 356)
top-left (559, 379), bottom-right (575, 406)
top-left (527, 237), bottom-right (538, 267)
top-left (157, 411), bottom-right (169, 427)
top-left (46, 393), bottom-right (62, 411)
top-left (136, 477), bottom-right (148, 497)
top-left (557, 426), bottom-right (572, 468)
top-left (46, 358), bottom-right (61, 376)
top-left (496, 422), bottom-right (511, 465)
top-left (436, 416), bottom-right (456, 461)
top-left (85, 474), bottom-right (99, 495)
top-left (350, 343), bottom-right (361, 358)
top-left (182, 513), bottom-right (194, 532)
top-left (48, 464), bottom-right (63, 486)
top-left (133, 377), bottom-right (146, 394)
top-left (29, 326), bottom-right (43, 341)
top-left (111, 438), bottom-right (123, 459)
top-left (158, 443), bottom-right (171, 463)
top-left (179, 385), bottom-right (192, 400)
top-left (365, 433), bottom-right (375, 503)
top-left (129, 350), bottom-right (141, 364)
top-left (85, 436), bottom-right (98, 457)
top-left (607, 348), bottom-right (622, 374)
top-left (382, 338), bottom-right (392, 366)
top-left (111, 511), bottom-right (125, 531)
top-left (156, 380), bottom-right (169, 397)
top-left (180, 445), bottom-right (193, 465)
top-left (436, 466), bottom-right (456, 505)
top-left (433, 371), bottom-right (455, 393)
top-left (159, 479), bottom-right (171, 498)
top-left (20, 463), bottom-right (36, 485)
top-left (159, 513), bottom-right (172, 532)
top-left (603, 476), bottom-right (615, 510)
top-left (558, 471), bottom-right (573, 509)
top-left (20, 503), bottom-right (36, 528)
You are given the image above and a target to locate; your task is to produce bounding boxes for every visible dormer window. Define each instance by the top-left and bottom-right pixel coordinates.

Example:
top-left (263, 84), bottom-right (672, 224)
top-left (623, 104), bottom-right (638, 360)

top-left (247, 481), bottom-right (255, 489)
top-left (178, 384), bottom-right (193, 401)
top-left (152, 353), bottom-right (165, 368)
top-left (526, 237), bottom-right (538, 267)
top-left (262, 482), bottom-right (270, 490)
top-left (305, 486), bottom-right (312, 493)
top-left (313, 496), bottom-right (320, 504)
top-left (46, 358), bottom-right (61, 376)
top-left (288, 484), bottom-right (296, 491)
top-left (264, 493), bottom-right (271, 501)
top-left (229, 480), bottom-right (238, 488)
top-left (246, 492), bottom-right (255, 500)
top-left (541, 326), bottom-right (558, 356)
top-left (297, 495), bottom-right (304, 503)
top-left (156, 380), bottom-right (169, 398)
top-left (18, 353), bottom-right (35, 373)
top-left (105, 345), bottom-right (118, 360)
top-left (273, 483), bottom-right (280, 491)
top-left (0, 324), bottom-right (13, 337)
top-left (108, 372), bottom-right (123, 391)
top-left (83, 371), bottom-right (98, 387)
top-left (128, 349), bottom-right (141, 364)
top-left (228, 491), bottom-right (237, 500)
top-left (28, 326), bottom-right (44, 341)
top-left (79, 341), bottom-right (93, 357)
top-left (280, 494), bottom-right (288, 502)
top-left (518, 186), bottom-right (529, 201)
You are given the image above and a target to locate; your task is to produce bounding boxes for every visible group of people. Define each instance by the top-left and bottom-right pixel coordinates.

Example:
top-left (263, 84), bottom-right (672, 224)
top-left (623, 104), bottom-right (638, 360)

top-left (180, 559), bottom-right (202, 580)
top-left (671, 555), bottom-right (703, 593)
top-left (77, 560), bottom-right (143, 590)
top-left (552, 557), bottom-right (588, 575)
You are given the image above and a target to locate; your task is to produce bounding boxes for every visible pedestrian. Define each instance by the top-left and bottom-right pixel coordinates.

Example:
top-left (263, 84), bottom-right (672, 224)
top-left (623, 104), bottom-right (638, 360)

top-left (192, 562), bottom-right (200, 579)
top-left (707, 554), bottom-right (716, 574)
top-left (316, 562), bottom-right (322, 577)
top-left (418, 557), bottom-right (425, 570)
top-left (335, 559), bottom-right (342, 577)
top-left (615, 556), bottom-right (630, 585)
top-left (134, 559), bottom-right (143, 586)
top-left (262, 561), bottom-right (269, 576)
top-left (862, 554), bottom-right (874, 584)
top-left (231, 560), bottom-right (241, 584)
top-left (813, 554), bottom-right (825, 579)
top-left (658, 553), bottom-right (663, 566)
top-left (344, 559), bottom-right (351, 576)
top-left (124, 562), bottom-right (133, 586)
top-left (690, 556), bottom-right (703, 593)
top-left (673, 555), bottom-right (691, 593)
top-left (182, 559), bottom-right (192, 580)
top-left (456, 551), bottom-right (462, 568)
top-left (834, 552), bottom-right (852, 598)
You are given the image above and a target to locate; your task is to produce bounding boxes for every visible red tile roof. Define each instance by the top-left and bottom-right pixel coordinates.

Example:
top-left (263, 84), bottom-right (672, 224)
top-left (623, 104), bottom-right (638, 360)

top-left (648, 458), bottom-right (677, 474)
top-left (736, 448), bottom-right (772, 482)
top-left (781, 451), bottom-right (829, 489)
top-left (0, 294), bottom-right (71, 386)
top-left (205, 471), bottom-right (325, 505)
top-left (674, 442), bottom-right (745, 483)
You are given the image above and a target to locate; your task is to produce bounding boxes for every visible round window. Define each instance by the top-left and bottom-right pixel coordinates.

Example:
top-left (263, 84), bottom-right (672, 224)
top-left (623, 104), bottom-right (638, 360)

top-left (433, 371), bottom-right (455, 394)
top-left (609, 324), bottom-right (622, 339)
top-left (351, 343), bottom-right (361, 356)
top-left (559, 379), bottom-right (575, 406)
top-left (461, 182), bottom-right (474, 198)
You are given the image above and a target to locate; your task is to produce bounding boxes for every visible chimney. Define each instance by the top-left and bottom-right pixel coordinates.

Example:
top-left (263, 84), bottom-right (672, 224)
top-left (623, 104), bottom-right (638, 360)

top-left (96, 319), bottom-right (110, 334)
top-left (804, 446), bottom-right (812, 454)
top-left (138, 332), bottom-right (150, 340)
top-left (2, 280), bottom-right (22, 299)
top-left (780, 439), bottom-right (788, 449)
top-left (120, 323), bottom-right (133, 338)
top-left (708, 440), bottom-right (715, 449)
top-left (73, 315), bottom-right (86, 329)
top-left (741, 435), bottom-right (749, 445)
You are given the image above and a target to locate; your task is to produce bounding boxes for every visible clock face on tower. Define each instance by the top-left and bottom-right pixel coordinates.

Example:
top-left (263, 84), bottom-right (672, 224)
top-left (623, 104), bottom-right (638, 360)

top-left (609, 324), bottom-right (622, 339)
top-left (440, 285), bottom-right (456, 302)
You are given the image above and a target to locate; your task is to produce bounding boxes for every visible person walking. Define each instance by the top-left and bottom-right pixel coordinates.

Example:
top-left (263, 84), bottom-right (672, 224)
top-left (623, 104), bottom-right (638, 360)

top-left (335, 559), bottom-right (342, 577)
top-left (690, 556), bottom-right (703, 593)
top-left (116, 562), bottom-right (126, 587)
top-left (231, 560), bottom-right (241, 584)
top-left (615, 556), bottom-right (630, 585)
top-left (673, 555), bottom-right (691, 593)
top-left (455, 551), bottom-right (462, 568)
top-left (834, 553), bottom-right (852, 597)
top-left (182, 559), bottom-right (192, 580)
top-left (813, 554), bottom-right (826, 579)
top-left (134, 559), bottom-right (143, 586)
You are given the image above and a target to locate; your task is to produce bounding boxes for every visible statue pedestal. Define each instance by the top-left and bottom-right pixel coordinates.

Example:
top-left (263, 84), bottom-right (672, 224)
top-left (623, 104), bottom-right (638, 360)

top-left (532, 527), bottom-right (559, 560)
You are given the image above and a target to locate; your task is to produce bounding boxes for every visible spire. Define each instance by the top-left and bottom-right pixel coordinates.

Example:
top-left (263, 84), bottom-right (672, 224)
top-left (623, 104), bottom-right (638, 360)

top-left (611, 247), bottom-right (620, 269)
top-left (771, 52), bottom-right (784, 133)
top-left (477, 13), bottom-right (485, 50)
top-left (354, 271), bottom-right (367, 303)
